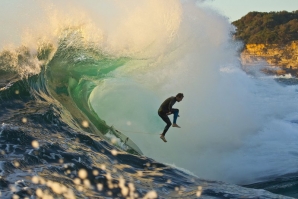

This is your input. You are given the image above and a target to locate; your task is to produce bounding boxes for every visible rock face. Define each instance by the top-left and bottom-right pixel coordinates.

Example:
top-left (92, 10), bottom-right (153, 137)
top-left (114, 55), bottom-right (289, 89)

top-left (241, 41), bottom-right (298, 76)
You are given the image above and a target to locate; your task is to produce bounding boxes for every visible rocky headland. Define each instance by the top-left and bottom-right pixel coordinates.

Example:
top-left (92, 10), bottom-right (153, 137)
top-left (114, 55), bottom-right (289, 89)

top-left (241, 41), bottom-right (298, 76)
top-left (232, 10), bottom-right (298, 76)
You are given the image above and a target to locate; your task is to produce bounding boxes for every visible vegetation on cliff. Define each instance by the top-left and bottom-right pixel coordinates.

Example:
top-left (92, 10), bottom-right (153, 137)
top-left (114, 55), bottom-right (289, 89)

top-left (232, 10), bottom-right (298, 45)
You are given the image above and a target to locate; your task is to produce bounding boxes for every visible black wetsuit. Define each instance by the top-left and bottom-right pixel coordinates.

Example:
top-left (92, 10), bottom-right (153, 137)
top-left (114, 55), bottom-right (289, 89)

top-left (158, 96), bottom-right (179, 136)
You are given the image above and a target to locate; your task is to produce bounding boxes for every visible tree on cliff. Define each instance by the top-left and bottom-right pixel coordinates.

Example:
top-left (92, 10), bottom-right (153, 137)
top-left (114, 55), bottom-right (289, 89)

top-left (232, 10), bottom-right (298, 45)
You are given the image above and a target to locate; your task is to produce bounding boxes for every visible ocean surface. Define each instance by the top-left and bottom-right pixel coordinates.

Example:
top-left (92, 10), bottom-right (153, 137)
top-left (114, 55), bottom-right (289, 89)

top-left (0, 1), bottom-right (298, 198)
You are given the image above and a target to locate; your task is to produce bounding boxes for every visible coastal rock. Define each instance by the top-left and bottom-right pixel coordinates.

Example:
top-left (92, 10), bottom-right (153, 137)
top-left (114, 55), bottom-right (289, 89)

top-left (241, 41), bottom-right (298, 76)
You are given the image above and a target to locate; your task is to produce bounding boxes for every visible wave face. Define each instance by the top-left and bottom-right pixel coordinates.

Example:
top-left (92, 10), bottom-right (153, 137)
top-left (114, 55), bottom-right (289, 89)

top-left (0, 0), bottom-right (297, 198)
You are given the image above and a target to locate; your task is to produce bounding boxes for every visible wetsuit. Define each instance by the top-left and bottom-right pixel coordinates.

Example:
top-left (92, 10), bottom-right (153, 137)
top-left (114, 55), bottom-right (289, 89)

top-left (158, 96), bottom-right (179, 136)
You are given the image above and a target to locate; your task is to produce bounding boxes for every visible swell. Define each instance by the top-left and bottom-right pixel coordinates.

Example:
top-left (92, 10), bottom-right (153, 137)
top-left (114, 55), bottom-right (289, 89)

top-left (244, 172), bottom-right (298, 198)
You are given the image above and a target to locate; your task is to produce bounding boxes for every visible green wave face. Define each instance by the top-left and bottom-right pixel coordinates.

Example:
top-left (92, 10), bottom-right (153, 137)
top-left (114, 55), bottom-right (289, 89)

top-left (45, 30), bottom-right (143, 155)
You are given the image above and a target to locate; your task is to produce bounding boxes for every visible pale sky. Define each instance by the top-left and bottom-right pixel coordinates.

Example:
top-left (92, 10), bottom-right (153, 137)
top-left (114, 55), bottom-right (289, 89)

top-left (201, 0), bottom-right (298, 22)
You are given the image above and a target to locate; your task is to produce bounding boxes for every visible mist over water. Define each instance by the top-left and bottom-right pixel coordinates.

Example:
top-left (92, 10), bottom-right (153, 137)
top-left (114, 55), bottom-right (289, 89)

top-left (1, 0), bottom-right (298, 186)
top-left (89, 1), bottom-right (298, 184)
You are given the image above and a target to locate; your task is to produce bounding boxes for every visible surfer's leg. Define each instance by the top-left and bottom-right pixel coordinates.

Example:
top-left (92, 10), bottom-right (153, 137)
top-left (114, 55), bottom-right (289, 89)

top-left (171, 108), bottom-right (181, 128)
top-left (158, 112), bottom-right (172, 136)
top-left (172, 108), bottom-right (179, 124)
top-left (162, 118), bottom-right (172, 136)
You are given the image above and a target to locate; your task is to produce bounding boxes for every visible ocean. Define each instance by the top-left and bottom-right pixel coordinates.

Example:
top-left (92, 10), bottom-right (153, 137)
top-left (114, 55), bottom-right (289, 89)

top-left (0, 0), bottom-right (297, 198)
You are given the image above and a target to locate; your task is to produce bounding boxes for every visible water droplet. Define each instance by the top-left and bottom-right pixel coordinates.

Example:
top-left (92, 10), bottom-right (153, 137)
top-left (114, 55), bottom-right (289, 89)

top-left (82, 120), bottom-right (89, 128)
top-left (21, 118), bottom-right (27, 123)
top-left (78, 169), bottom-right (88, 179)
top-left (31, 140), bottom-right (39, 149)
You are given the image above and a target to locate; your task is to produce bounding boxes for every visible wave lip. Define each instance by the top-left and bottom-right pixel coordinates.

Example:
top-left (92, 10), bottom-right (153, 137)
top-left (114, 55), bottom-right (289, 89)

top-left (2, 26), bottom-right (143, 155)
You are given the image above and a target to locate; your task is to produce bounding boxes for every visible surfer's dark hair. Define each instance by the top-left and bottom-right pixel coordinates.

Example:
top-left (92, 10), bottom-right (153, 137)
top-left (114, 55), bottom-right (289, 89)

top-left (176, 93), bottom-right (184, 98)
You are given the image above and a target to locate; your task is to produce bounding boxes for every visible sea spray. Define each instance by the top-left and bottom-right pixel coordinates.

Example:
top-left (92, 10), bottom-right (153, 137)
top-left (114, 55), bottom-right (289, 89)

top-left (89, 0), bottom-right (298, 184)
top-left (0, 0), bottom-right (297, 192)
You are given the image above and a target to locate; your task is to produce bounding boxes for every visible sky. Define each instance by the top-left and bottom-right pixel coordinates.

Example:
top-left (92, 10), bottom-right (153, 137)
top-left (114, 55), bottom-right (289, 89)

top-left (201, 0), bottom-right (298, 22)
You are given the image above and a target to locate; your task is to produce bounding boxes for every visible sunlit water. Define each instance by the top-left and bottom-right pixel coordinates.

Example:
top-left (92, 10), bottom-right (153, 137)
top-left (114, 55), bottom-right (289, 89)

top-left (0, 0), bottom-right (297, 198)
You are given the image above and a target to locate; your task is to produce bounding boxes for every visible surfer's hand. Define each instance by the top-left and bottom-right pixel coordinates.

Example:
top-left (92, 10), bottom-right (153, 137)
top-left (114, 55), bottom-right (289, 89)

top-left (166, 112), bottom-right (171, 115)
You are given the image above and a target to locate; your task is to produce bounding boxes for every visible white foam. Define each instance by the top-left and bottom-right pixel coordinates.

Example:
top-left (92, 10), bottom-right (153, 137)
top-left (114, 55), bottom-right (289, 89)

top-left (89, 1), bottom-right (298, 184)
top-left (2, 0), bottom-right (297, 185)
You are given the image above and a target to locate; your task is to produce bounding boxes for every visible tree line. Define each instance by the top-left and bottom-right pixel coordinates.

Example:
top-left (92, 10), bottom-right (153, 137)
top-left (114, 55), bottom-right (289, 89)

top-left (232, 10), bottom-right (298, 45)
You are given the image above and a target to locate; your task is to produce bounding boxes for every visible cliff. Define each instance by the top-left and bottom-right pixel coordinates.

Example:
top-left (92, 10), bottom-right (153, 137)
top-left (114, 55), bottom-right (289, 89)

top-left (241, 41), bottom-right (298, 76)
top-left (232, 10), bottom-right (298, 76)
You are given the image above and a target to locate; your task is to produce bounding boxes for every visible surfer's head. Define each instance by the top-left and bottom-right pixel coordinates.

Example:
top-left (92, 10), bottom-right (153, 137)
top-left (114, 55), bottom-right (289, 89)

top-left (176, 93), bottom-right (184, 102)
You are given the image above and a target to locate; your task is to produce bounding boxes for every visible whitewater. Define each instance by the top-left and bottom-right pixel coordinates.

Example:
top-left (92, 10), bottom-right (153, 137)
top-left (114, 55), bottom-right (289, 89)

top-left (0, 0), bottom-right (297, 198)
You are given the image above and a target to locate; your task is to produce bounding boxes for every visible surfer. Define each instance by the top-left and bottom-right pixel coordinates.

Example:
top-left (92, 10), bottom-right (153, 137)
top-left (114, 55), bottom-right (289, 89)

top-left (158, 93), bottom-right (184, 142)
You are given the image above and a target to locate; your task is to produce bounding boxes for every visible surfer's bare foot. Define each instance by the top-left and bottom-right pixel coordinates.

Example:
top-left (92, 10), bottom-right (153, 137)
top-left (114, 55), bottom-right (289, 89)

top-left (160, 134), bottom-right (167, 142)
top-left (172, 124), bottom-right (181, 128)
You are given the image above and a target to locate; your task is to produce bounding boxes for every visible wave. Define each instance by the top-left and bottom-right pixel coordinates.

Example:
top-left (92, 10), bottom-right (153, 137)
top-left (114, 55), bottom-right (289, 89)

top-left (1, 26), bottom-right (287, 199)
top-left (0, 0), bottom-right (298, 198)
top-left (0, 29), bottom-right (144, 157)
